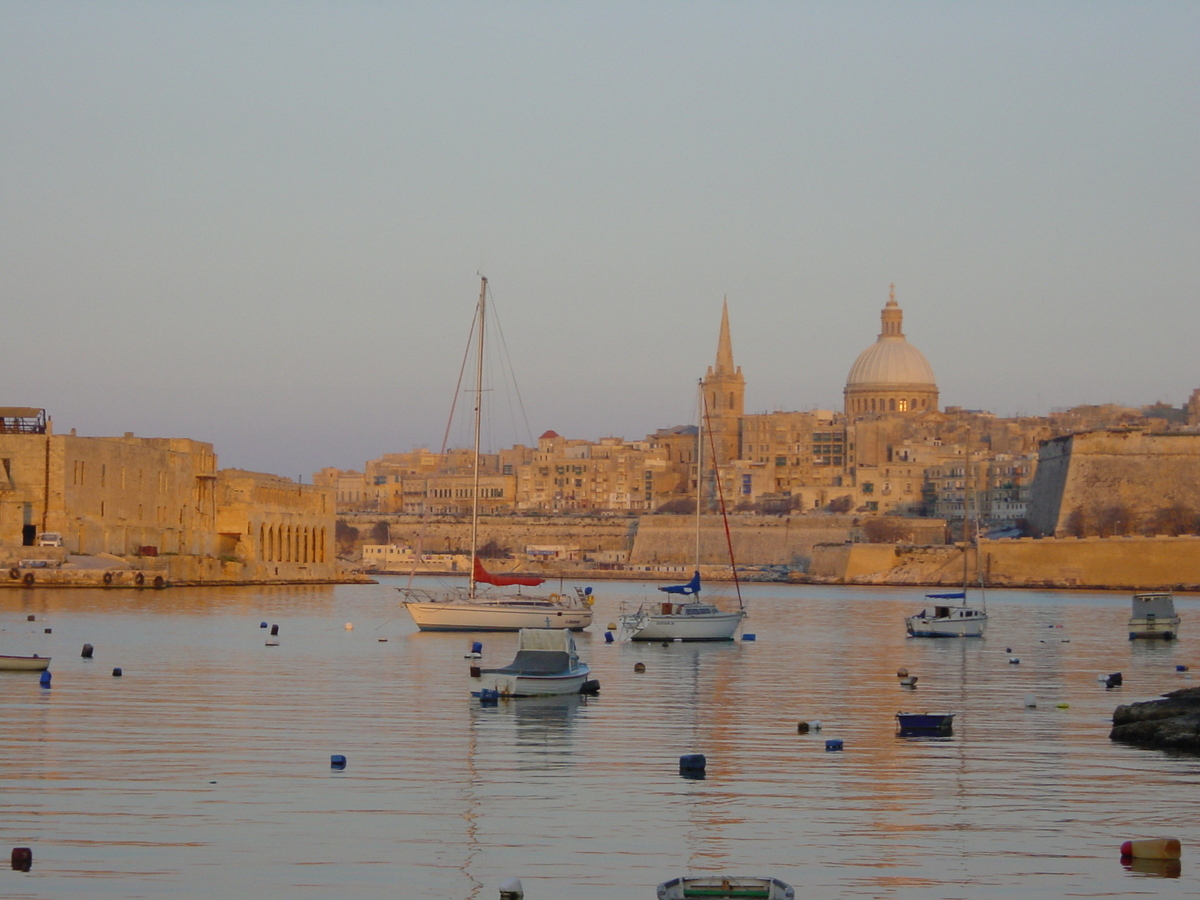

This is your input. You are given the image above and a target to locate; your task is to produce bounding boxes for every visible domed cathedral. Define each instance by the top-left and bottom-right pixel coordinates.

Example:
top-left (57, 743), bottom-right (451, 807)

top-left (844, 285), bottom-right (939, 418)
top-left (702, 297), bottom-right (745, 467)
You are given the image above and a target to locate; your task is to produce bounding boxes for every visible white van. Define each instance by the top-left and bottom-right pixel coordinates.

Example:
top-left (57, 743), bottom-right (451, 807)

top-left (36, 532), bottom-right (63, 547)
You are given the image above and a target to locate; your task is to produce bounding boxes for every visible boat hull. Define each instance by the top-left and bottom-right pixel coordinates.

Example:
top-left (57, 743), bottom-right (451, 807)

top-left (896, 712), bottom-right (955, 736)
top-left (0, 655), bottom-right (51, 671)
top-left (906, 608), bottom-right (986, 638)
top-left (622, 608), bottom-right (744, 642)
top-left (1128, 617), bottom-right (1179, 640)
top-left (656, 875), bottom-right (794, 899)
top-left (474, 666), bottom-right (591, 697)
top-left (403, 602), bottom-right (592, 632)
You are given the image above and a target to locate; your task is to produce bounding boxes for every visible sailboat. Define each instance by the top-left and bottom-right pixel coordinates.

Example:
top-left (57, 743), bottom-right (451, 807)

top-left (905, 433), bottom-right (987, 638)
top-left (398, 277), bottom-right (595, 633)
top-left (620, 382), bottom-right (746, 642)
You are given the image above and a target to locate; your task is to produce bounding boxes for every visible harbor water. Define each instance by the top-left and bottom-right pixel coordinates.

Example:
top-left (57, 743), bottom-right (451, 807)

top-left (2, 578), bottom-right (1198, 899)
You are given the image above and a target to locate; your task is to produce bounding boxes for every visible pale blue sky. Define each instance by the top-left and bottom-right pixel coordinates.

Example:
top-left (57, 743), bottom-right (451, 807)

top-left (2, 2), bottom-right (1197, 477)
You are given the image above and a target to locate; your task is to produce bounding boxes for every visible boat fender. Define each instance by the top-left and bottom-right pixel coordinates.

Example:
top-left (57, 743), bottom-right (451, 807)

top-left (8, 567), bottom-right (18, 580)
top-left (11, 847), bottom-right (32, 872)
top-left (1121, 837), bottom-right (1181, 860)
top-left (82, 643), bottom-right (94, 658)
top-left (153, 575), bottom-right (165, 588)
top-left (134, 572), bottom-right (144, 586)
top-left (22, 572), bottom-right (34, 586)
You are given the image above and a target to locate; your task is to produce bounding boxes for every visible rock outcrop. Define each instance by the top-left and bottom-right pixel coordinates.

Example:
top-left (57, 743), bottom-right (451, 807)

top-left (1110, 687), bottom-right (1200, 752)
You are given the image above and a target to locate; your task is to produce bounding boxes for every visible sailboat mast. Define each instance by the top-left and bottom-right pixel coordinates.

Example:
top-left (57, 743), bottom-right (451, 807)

top-left (469, 275), bottom-right (487, 598)
top-left (694, 380), bottom-right (703, 570)
top-left (962, 429), bottom-right (970, 590)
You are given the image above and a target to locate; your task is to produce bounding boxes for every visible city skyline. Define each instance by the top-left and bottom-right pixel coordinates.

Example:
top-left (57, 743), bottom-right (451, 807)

top-left (3, 3), bottom-right (1197, 477)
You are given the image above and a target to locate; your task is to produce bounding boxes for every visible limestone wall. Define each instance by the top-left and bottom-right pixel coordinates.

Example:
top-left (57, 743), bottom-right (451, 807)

top-left (629, 515), bottom-right (857, 567)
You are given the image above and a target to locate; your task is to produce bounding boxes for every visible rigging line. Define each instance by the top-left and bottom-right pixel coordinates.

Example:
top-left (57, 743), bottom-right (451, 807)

top-left (483, 281), bottom-right (536, 447)
top-left (404, 290), bottom-right (481, 591)
top-left (702, 386), bottom-right (744, 610)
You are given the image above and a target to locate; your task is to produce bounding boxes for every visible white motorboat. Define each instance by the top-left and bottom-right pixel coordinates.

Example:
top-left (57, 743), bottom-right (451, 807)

top-left (398, 277), bottom-right (595, 633)
top-left (906, 591), bottom-right (986, 638)
top-left (0, 654), bottom-right (51, 672)
top-left (472, 628), bottom-right (591, 698)
top-left (656, 875), bottom-right (794, 899)
top-left (621, 379), bottom-right (745, 642)
top-left (1128, 591), bottom-right (1180, 640)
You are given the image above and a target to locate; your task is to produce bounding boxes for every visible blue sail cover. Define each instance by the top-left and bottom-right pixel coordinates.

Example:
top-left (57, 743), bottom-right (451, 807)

top-left (660, 571), bottom-right (702, 596)
top-left (926, 591), bottom-right (966, 600)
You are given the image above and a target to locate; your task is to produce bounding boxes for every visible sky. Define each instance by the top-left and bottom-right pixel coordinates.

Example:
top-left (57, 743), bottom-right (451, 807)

top-left (2, 2), bottom-right (1197, 478)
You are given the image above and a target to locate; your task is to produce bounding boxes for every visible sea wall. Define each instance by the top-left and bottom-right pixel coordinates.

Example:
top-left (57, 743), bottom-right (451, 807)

top-left (812, 535), bottom-right (1200, 590)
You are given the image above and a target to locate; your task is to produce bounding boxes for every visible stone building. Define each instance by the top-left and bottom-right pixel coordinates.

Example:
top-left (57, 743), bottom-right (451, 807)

top-left (843, 285), bottom-right (939, 417)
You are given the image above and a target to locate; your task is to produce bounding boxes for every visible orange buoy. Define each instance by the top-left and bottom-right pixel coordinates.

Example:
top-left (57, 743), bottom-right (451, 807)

top-left (1121, 837), bottom-right (1181, 860)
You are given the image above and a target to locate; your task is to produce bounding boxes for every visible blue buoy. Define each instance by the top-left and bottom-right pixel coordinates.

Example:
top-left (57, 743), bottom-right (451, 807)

top-left (679, 753), bottom-right (707, 776)
top-left (471, 641), bottom-right (483, 655)
top-left (112, 667), bottom-right (123, 677)
top-left (742, 633), bottom-right (756, 641)
top-left (330, 754), bottom-right (346, 769)
top-left (39, 671), bottom-right (51, 687)
top-left (604, 631), bottom-right (614, 643)
top-left (1177, 665), bottom-right (1189, 672)
top-left (825, 739), bottom-right (844, 751)
top-left (584, 586), bottom-right (592, 595)
top-left (479, 688), bottom-right (500, 705)
top-left (260, 622), bottom-right (268, 628)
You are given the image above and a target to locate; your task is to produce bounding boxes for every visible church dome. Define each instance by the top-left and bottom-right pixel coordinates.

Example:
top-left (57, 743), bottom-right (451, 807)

top-left (844, 287), bottom-right (939, 416)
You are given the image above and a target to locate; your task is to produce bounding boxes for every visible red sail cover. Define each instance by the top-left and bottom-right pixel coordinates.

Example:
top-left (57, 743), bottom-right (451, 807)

top-left (473, 557), bottom-right (545, 587)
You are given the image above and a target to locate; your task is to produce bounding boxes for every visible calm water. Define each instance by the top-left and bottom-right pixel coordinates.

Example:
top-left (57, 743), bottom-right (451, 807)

top-left (1, 578), bottom-right (1197, 899)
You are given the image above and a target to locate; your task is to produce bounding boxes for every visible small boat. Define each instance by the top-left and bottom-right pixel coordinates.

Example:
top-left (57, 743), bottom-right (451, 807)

top-left (622, 376), bottom-right (745, 643)
top-left (905, 592), bottom-right (986, 638)
top-left (656, 875), bottom-right (794, 899)
top-left (397, 277), bottom-right (595, 634)
top-left (1128, 592), bottom-right (1180, 640)
top-left (0, 654), bottom-right (51, 672)
top-left (896, 711), bottom-right (954, 736)
top-left (472, 628), bottom-right (591, 698)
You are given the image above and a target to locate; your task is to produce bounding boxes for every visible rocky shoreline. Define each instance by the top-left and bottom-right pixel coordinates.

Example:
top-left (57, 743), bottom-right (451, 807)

top-left (1110, 687), bottom-right (1200, 753)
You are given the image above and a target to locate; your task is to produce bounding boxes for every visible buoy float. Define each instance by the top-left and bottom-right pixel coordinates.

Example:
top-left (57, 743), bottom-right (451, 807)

top-left (270, 624), bottom-right (279, 636)
top-left (81, 643), bottom-right (93, 658)
top-left (1106, 672), bottom-right (1123, 688)
top-left (900, 675), bottom-right (918, 687)
top-left (344, 622), bottom-right (353, 630)
top-left (112, 667), bottom-right (123, 677)
top-left (897, 667), bottom-right (909, 678)
top-left (499, 876), bottom-right (525, 899)
top-left (265, 639), bottom-right (279, 647)
top-left (679, 753), bottom-right (707, 775)
top-left (260, 622), bottom-right (268, 628)
top-left (44, 628), bottom-right (51, 634)
top-left (1121, 837), bottom-right (1181, 860)
top-left (797, 721), bottom-right (810, 734)
top-left (330, 754), bottom-right (347, 769)
top-left (810, 720), bottom-right (823, 731)
top-left (607, 622), bottom-right (617, 630)
top-left (742, 633), bottom-right (756, 641)
top-left (634, 662), bottom-right (646, 673)
top-left (1008, 657), bottom-right (1020, 664)
top-left (27, 615), bottom-right (35, 622)
top-left (604, 631), bottom-right (614, 643)
top-left (1056, 702), bottom-right (1070, 708)
top-left (1024, 694), bottom-right (1037, 707)
top-left (825, 739), bottom-right (844, 751)
top-left (1177, 665), bottom-right (1189, 672)
top-left (11, 847), bottom-right (32, 871)
top-left (39, 671), bottom-right (51, 688)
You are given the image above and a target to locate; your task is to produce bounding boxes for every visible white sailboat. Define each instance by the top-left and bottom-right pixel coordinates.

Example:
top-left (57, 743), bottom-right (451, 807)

top-left (399, 277), bottom-right (595, 633)
top-left (620, 382), bottom-right (745, 642)
top-left (906, 433), bottom-right (987, 638)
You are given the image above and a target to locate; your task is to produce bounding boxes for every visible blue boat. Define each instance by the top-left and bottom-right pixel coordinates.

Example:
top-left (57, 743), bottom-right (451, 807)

top-left (896, 712), bottom-right (954, 735)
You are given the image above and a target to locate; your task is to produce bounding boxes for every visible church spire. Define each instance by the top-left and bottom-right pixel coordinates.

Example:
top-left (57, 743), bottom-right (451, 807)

top-left (714, 295), bottom-right (736, 375)
top-left (703, 296), bottom-right (744, 467)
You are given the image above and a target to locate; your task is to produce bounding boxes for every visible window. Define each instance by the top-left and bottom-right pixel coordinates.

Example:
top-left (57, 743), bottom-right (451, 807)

top-left (742, 474), bottom-right (752, 495)
top-left (862, 482), bottom-right (874, 494)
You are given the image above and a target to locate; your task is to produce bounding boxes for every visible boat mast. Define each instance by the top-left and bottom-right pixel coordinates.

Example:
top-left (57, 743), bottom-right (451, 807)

top-left (694, 379), bottom-right (703, 572)
top-left (469, 275), bottom-right (487, 599)
top-left (962, 428), bottom-right (970, 591)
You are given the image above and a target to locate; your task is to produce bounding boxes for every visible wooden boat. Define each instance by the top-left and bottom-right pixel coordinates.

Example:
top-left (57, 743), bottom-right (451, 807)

top-left (0, 654), bottom-right (51, 671)
top-left (1128, 592), bottom-right (1180, 640)
top-left (621, 376), bottom-right (745, 642)
top-left (398, 277), bottom-right (594, 633)
top-left (656, 875), bottom-right (794, 899)
top-left (896, 711), bottom-right (955, 736)
top-left (472, 628), bottom-right (591, 698)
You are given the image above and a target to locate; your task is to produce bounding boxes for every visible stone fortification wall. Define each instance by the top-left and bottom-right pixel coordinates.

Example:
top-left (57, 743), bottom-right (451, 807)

top-left (629, 515), bottom-right (857, 567)
top-left (813, 535), bottom-right (1200, 591)
top-left (1028, 431), bottom-right (1200, 536)
top-left (368, 514), bottom-right (638, 556)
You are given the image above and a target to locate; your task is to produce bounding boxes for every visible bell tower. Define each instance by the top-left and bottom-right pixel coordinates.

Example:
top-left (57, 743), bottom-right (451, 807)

top-left (702, 297), bottom-right (745, 467)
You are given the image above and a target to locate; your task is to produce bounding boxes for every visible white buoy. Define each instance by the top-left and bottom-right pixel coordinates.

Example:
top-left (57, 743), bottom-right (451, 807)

top-left (1024, 693), bottom-right (1038, 707)
top-left (344, 622), bottom-right (353, 630)
top-left (499, 877), bottom-right (524, 899)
